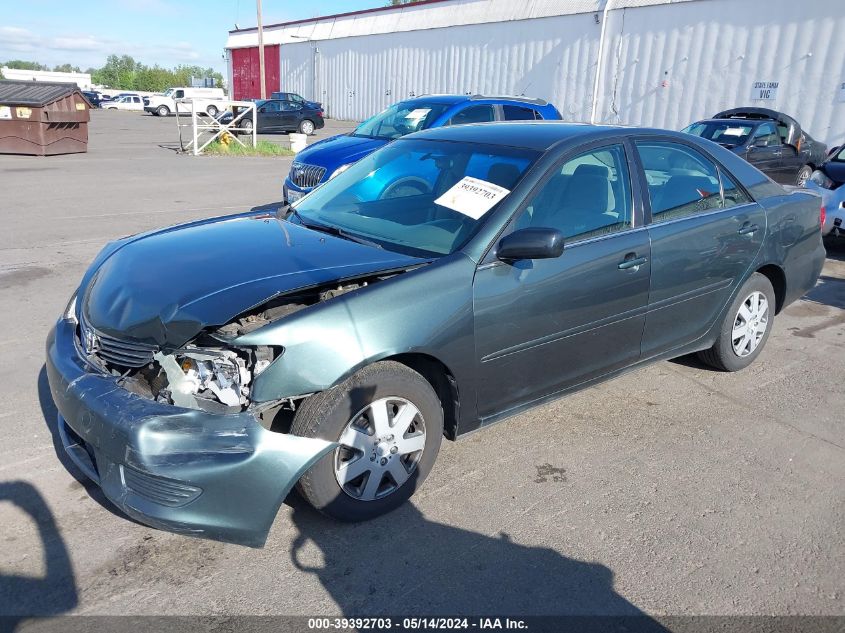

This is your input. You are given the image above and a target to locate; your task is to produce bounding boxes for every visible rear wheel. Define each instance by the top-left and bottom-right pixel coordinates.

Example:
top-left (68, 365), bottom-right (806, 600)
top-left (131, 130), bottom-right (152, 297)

top-left (156, 105), bottom-right (170, 117)
top-left (698, 273), bottom-right (774, 371)
top-left (291, 361), bottom-right (443, 521)
top-left (796, 165), bottom-right (813, 187)
top-left (299, 119), bottom-right (315, 135)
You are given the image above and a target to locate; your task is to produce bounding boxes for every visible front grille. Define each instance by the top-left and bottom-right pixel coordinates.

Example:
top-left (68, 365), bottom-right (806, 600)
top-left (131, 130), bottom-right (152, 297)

top-left (290, 161), bottom-right (326, 189)
top-left (79, 312), bottom-right (158, 368)
top-left (122, 465), bottom-right (202, 507)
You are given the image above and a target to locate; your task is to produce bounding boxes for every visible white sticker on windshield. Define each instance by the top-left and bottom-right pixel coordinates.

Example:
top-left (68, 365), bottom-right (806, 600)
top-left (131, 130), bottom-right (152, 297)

top-left (434, 176), bottom-right (511, 220)
top-left (723, 127), bottom-right (747, 136)
top-left (405, 108), bottom-right (431, 120)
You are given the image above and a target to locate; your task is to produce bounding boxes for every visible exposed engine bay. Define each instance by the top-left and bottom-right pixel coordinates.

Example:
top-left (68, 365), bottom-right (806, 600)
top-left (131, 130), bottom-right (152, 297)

top-left (82, 275), bottom-right (401, 414)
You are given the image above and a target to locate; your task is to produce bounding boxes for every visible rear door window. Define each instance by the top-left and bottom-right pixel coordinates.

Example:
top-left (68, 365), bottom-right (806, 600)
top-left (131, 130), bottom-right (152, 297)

top-left (635, 142), bottom-right (724, 221)
top-left (752, 123), bottom-right (780, 147)
top-left (449, 105), bottom-right (495, 126)
top-left (502, 105), bottom-right (539, 121)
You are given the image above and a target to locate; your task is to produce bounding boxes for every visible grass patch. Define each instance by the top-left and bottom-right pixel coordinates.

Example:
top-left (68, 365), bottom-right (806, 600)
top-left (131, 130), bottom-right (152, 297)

top-left (203, 138), bottom-right (294, 157)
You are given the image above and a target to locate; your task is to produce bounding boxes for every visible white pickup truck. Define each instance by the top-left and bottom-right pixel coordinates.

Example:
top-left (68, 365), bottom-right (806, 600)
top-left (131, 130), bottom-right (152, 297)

top-left (144, 87), bottom-right (226, 117)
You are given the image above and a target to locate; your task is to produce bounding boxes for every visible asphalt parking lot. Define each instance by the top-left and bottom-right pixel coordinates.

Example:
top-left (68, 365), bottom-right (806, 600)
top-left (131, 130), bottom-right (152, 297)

top-left (1, 111), bottom-right (843, 621)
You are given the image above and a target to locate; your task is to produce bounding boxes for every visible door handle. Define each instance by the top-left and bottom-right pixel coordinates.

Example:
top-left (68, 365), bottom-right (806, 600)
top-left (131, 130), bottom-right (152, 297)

top-left (737, 222), bottom-right (760, 236)
top-left (618, 255), bottom-right (648, 270)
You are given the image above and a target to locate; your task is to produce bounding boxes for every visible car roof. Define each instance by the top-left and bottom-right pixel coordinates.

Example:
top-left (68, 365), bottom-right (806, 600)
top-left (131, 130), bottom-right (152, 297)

top-left (695, 118), bottom-right (765, 125)
top-left (407, 121), bottom-right (628, 151)
top-left (396, 94), bottom-right (551, 107)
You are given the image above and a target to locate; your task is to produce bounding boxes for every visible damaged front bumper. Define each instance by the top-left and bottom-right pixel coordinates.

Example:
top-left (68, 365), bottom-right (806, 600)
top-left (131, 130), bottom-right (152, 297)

top-left (45, 318), bottom-right (335, 547)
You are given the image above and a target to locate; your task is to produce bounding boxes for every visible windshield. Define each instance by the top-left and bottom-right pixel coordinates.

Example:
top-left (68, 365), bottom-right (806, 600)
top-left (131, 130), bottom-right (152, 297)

top-left (352, 102), bottom-right (451, 140)
top-left (833, 146), bottom-right (845, 162)
top-left (163, 88), bottom-right (175, 97)
top-left (292, 139), bottom-right (539, 257)
top-left (682, 122), bottom-right (755, 146)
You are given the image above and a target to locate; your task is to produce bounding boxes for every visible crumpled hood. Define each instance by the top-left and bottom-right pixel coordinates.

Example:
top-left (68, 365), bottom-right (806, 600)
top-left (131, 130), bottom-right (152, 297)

top-left (295, 133), bottom-right (388, 169)
top-left (82, 213), bottom-right (421, 348)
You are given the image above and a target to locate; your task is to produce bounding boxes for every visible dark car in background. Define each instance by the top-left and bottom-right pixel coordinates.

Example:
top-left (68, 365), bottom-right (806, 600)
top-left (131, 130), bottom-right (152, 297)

top-left (682, 107), bottom-right (827, 186)
top-left (47, 122), bottom-right (824, 546)
top-left (811, 144), bottom-right (845, 190)
top-left (806, 143), bottom-right (845, 238)
top-left (82, 91), bottom-right (101, 108)
top-left (271, 91), bottom-right (321, 111)
top-left (282, 94), bottom-right (563, 203)
top-left (219, 98), bottom-right (324, 135)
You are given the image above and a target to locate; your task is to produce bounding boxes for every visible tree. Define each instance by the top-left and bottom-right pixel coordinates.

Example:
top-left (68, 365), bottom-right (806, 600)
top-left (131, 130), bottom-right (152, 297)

top-left (53, 63), bottom-right (82, 73)
top-left (3, 60), bottom-right (49, 71)
top-left (88, 56), bottom-right (225, 92)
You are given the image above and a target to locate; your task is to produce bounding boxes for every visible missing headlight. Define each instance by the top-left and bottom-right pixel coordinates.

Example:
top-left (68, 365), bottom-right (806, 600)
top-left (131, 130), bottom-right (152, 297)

top-left (148, 347), bottom-right (274, 412)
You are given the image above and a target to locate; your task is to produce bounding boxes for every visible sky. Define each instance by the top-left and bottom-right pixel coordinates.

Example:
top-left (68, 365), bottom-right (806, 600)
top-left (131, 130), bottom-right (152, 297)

top-left (0, 0), bottom-right (379, 74)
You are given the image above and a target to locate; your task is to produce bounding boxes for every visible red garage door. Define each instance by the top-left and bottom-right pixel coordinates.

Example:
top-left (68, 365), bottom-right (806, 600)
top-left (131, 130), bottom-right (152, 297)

top-left (231, 45), bottom-right (280, 100)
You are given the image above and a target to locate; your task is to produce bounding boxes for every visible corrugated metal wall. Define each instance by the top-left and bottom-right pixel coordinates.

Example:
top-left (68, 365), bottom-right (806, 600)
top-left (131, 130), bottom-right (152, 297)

top-left (280, 11), bottom-right (601, 123)
top-left (271, 0), bottom-right (845, 145)
top-left (597, 0), bottom-right (845, 145)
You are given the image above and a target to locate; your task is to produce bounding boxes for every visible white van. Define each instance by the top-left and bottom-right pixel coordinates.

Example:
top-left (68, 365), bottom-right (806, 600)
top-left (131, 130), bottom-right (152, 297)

top-left (145, 87), bottom-right (226, 117)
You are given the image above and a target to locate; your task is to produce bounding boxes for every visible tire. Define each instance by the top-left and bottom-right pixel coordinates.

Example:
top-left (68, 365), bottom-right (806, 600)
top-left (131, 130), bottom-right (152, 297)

top-left (796, 165), bottom-right (813, 187)
top-left (298, 119), bottom-right (315, 135)
top-left (291, 361), bottom-right (443, 521)
top-left (156, 105), bottom-right (170, 117)
top-left (206, 105), bottom-right (218, 117)
top-left (698, 272), bottom-right (775, 371)
top-left (241, 119), bottom-right (253, 134)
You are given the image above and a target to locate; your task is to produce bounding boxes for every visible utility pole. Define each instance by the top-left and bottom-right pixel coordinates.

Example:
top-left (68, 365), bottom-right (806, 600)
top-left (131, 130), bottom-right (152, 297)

top-left (256, 0), bottom-right (266, 100)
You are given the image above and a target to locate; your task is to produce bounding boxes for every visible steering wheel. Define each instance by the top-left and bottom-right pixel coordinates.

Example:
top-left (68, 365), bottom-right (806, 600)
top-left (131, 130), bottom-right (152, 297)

top-left (380, 177), bottom-right (432, 199)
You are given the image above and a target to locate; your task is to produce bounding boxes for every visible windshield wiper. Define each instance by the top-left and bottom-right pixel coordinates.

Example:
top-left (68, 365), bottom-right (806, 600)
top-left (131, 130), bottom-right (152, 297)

top-left (277, 202), bottom-right (292, 219)
top-left (295, 216), bottom-right (383, 249)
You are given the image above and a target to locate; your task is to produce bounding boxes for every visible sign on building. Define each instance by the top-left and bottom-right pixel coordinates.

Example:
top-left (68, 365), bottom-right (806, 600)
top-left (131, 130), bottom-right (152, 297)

top-left (190, 76), bottom-right (216, 88)
top-left (751, 81), bottom-right (779, 101)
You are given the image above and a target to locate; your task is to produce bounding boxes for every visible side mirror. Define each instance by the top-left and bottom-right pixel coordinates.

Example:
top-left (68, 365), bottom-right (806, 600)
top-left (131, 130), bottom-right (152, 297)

top-left (258, 106), bottom-right (267, 113)
top-left (753, 138), bottom-right (768, 148)
top-left (497, 228), bottom-right (564, 262)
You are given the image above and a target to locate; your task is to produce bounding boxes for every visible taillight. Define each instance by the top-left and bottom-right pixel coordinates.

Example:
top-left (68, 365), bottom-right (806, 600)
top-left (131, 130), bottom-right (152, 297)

top-left (317, 111), bottom-right (324, 118)
top-left (820, 205), bottom-right (826, 230)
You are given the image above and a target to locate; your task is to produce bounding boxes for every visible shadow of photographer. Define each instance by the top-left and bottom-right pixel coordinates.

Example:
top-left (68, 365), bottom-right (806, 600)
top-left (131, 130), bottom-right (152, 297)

top-left (288, 501), bottom-right (669, 631)
top-left (0, 481), bottom-right (78, 630)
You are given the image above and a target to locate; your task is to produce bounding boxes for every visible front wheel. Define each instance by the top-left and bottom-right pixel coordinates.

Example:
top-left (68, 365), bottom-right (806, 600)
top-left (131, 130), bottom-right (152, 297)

top-left (156, 105), bottom-right (170, 117)
top-left (206, 104), bottom-right (218, 117)
top-left (241, 118), bottom-right (254, 134)
top-left (796, 165), bottom-right (813, 187)
top-left (291, 361), bottom-right (443, 521)
top-left (298, 119), bottom-right (315, 135)
top-left (698, 273), bottom-right (775, 371)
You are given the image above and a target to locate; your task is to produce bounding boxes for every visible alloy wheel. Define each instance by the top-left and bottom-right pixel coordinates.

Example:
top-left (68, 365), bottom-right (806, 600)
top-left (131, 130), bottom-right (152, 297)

top-left (334, 397), bottom-right (426, 501)
top-left (797, 167), bottom-right (812, 187)
top-left (731, 291), bottom-right (769, 357)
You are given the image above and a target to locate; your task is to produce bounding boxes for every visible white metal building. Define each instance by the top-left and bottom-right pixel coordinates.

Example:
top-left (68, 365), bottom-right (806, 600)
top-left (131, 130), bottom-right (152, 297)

top-left (225, 0), bottom-right (845, 145)
top-left (1, 67), bottom-right (93, 90)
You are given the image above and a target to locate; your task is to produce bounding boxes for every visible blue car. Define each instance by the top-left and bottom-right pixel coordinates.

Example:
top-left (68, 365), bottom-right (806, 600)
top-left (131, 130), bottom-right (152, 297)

top-left (282, 94), bottom-right (562, 203)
